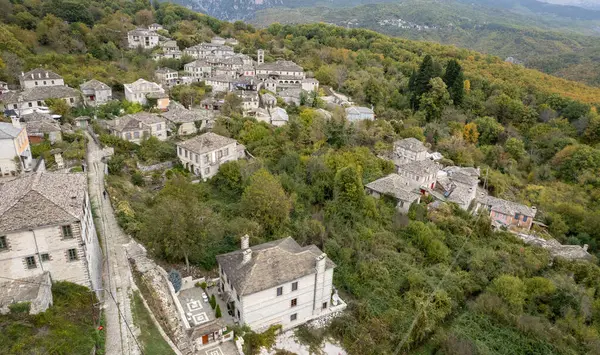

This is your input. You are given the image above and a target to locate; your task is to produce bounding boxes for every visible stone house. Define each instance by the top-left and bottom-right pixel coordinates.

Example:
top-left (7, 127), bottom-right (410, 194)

top-left (127, 28), bottom-right (159, 49)
top-left (1, 86), bottom-right (80, 116)
top-left (393, 138), bottom-right (428, 164)
top-left (204, 76), bottom-right (235, 93)
top-left (396, 159), bottom-right (440, 191)
top-left (216, 236), bottom-right (345, 332)
top-left (435, 166), bottom-right (480, 210)
top-left (211, 36), bottom-right (226, 45)
top-left (184, 60), bottom-right (213, 80)
top-left (183, 44), bottom-right (234, 59)
top-left (176, 132), bottom-right (245, 179)
top-left (105, 112), bottom-right (167, 143)
top-left (80, 79), bottom-right (112, 106)
top-left (256, 60), bottom-right (306, 81)
top-left (0, 81), bottom-right (8, 94)
top-left (0, 173), bottom-right (102, 295)
top-left (301, 78), bottom-right (319, 92)
top-left (155, 67), bottom-right (179, 87)
top-left (0, 272), bottom-right (53, 315)
top-left (25, 120), bottom-right (62, 144)
top-left (278, 88), bottom-right (302, 106)
top-left (365, 173), bottom-right (421, 213)
top-left (0, 120), bottom-right (32, 176)
top-left (161, 103), bottom-right (214, 136)
top-left (124, 79), bottom-right (165, 106)
top-left (475, 193), bottom-right (537, 230)
top-left (260, 93), bottom-right (277, 109)
top-left (270, 107), bottom-right (289, 127)
top-left (148, 23), bottom-right (163, 32)
top-left (345, 106), bottom-right (375, 122)
top-left (19, 69), bottom-right (64, 89)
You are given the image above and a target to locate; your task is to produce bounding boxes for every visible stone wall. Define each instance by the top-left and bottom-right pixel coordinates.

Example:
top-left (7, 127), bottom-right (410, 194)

top-left (127, 242), bottom-right (194, 355)
top-left (136, 161), bottom-right (173, 172)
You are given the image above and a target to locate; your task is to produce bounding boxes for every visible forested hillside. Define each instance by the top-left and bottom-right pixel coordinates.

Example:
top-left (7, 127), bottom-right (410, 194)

top-left (251, 0), bottom-right (600, 87)
top-left (3, 0), bottom-right (600, 354)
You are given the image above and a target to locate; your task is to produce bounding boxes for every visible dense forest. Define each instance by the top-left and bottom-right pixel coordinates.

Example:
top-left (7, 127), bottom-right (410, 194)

top-left (251, 0), bottom-right (600, 87)
top-left (3, 0), bottom-right (600, 353)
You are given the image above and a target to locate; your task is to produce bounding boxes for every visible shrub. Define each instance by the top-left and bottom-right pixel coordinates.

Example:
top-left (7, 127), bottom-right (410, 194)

top-left (9, 302), bottom-right (31, 314)
top-left (215, 304), bottom-right (222, 318)
top-left (210, 294), bottom-right (216, 309)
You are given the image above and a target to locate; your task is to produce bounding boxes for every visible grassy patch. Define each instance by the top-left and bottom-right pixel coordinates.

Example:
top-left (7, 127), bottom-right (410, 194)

top-left (0, 281), bottom-right (103, 354)
top-left (130, 290), bottom-right (175, 355)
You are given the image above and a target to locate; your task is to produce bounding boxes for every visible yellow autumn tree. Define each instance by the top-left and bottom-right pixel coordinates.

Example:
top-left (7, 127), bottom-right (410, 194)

top-left (463, 122), bottom-right (479, 144)
top-left (464, 79), bottom-right (471, 94)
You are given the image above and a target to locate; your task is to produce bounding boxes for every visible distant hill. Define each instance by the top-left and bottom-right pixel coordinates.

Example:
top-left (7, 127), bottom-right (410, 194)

top-left (250, 0), bottom-right (600, 86)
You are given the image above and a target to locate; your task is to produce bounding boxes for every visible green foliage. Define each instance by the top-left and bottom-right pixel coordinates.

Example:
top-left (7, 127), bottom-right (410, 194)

top-left (488, 275), bottom-right (527, 312)
top-left (210, 294), bottom-right (216, 309)
top-left (242, 325), bottom-right (282, 355)
top-left (215, 304), bottom-right (222, 318)
top-left (241, 169), bottom-right (291, 235)
top-left (8, 302), bottom-right (31, 314)
top-left (130, 291), bottom-right (175, 355)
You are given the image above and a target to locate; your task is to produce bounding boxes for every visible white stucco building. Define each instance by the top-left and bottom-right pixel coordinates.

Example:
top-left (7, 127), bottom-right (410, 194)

top-left (216, 236), bottom-right (345, 332)
top-left (80, 79), bottom-right (112, 106)
top-left (176, 132), bottom-right (245, 179)
top-left (1, 86), bottom-right (81, 116)
top-left (0, 173), bottom-right (102, 295)
top-left (19, 69), bottom-right (65, 89)
top-left (0, 120), bottom-right (32, 176)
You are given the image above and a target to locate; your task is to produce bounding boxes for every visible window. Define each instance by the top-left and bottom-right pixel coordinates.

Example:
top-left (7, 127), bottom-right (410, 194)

top-left (290, 313), bottom-right (297, 321)
top-left (204, 155), bottom-right (209, 163)
top-left (35, 81), bottom-right (38, 86)
top-left (224, 148), bottom-right (229, 156)
top-left (237, 310), bottom-right (240, 318)
top-left (26, 256), bottom-right (36, 269)
top-left (514, 213), bottom-right (520, 220)
top-left (41, 253), bottom-right (50, 261)
top-left (37, 101), bottom-right (43, 106)
top-left (43, 81), bottom-right (47, 85)
top-left (291, 298), bottom-right (297, 307)
top-left (276, 287), bottom-right (283, 296)
top-left (51, 80), bottom-right (55, 84)
top-left (156, 124), bottom-right (161, 130)
top-left (13, 104), bottom-right (17, 109)
top-left (28, 102), bottom-right (32, 107)
top-left (204, 167), bottom-right (210, 175)
top-left (134, 131), bottom-right (140, 139)
top-left (69, 98), bottom-right (74, 103)
top-left (67, 248), bottom-right (78, 261)
top-left (237, 294), bottom-right (240, 301)
top-left (62, 225), bottom-right (73, 238)
top-left (184, 150), bottom-right (188, 158)
top-left (0, 236), bottom-right (7, 250)
top-left (217, 150), bottom-right (223, 159)
top-left (291, 282), bottom-right (298, 291)
top-left (178, 147), bottom-right (182, 155)
top-left (322, 302), bottom-right (328, 309)
top-left (523, 216), bottom-right (528, 222)
top-left (195, 155), bottom-right (199, 163)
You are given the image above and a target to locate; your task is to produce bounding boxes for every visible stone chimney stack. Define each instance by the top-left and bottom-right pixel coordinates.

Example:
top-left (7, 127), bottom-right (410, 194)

top-left (315, 253), bottom-right (326, 274)
top-left (241, 234), bottom-right (249, 250)
top-left (10, 116), bottom-right (21, 129)
top-left (45, 72), bottom-right (49, 78)
top-left (242, 248), bottom-right (252, 264)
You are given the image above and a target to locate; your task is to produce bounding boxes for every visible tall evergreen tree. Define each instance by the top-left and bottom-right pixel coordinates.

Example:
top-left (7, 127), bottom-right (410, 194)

top-left (411, 55), bottom-right (435, 110)
top-left (443, 59), bottom-right (465, 106)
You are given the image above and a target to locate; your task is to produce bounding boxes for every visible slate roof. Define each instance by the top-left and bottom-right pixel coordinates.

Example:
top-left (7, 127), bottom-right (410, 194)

top-left (0, 272), bottom-right (51, 307)
top-left (257, 60), bottom-right (304, 72)
top-left (21, 68), bottom-right (62, 81)
top-left (278, 88), bottom-right (302, 98)
top-left (160, 40), bottom-right (178, 48)
top-left (0, 172), bottom-right (87, 233)
top-left (161, 106), bottom-right (212, 124)
top-left (478, 194), bottom-right (537, 217)
top-left (80, 79), bottom-right (110, 91)
top-left (185, 60), bottom-right (211, 68)
top-left (0, 122), bottom-right (24, 139)
top-left (21, 112), bottom-right (54, 122)
top-left (394, 137), bottom-right (427, 153)
top-left (26, 120), bottom-right (61, 134)
top-left (365, 174), bottom-right (421, 202)
top-left (0, 86), bottom-right (80, 103)
top-left (216, 237), bottom-right (335, 296)
top-left (398, 159), bottom-right (440, 176)
top-left (106, 113), bottom-right (163, 133)
top-left (156, 67), bottom-right (177, 74)
top-left (345, 106), bottom-right (374, 115)
top-left (271, 107), bottom-right (289, 123)
top-left (177, 132), bottom-right (237, 155)
top-left (128, 28), bottom-right (157, 37)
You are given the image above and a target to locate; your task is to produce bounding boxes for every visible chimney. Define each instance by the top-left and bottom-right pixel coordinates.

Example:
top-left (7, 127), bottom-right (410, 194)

top-left (242, 248), bottom-right (252, 264)
top-left (241, 234), bottom-right (249, 250)
top-left (45, 72), bottom-right (48, 78)
top-left (21, 71), bottom-right (24, 76)
top-left (315, 253), bottom-right (326, 274)
top-left (31, 74), bottom-right (34, 79)
top-left (583, 244), bottom-right (589, 252)
top-left (10, 116), bottom-right (21, 129)
top-left (38, 73), bottom-right (41, 78)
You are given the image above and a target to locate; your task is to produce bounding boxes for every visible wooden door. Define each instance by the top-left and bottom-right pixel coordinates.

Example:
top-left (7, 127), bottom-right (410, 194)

top-left (202, 334), bottom-right (209, 344)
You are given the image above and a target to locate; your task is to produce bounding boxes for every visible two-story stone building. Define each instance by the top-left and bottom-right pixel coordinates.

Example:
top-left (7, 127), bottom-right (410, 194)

top-left (19, 69), bottom-right (65, 89)
top-left (0, 172), bottom-right (102, 295)
top-left (176, 132), bottom-right (244, 179)
top-left (105, 112), bottom-right (167, 143)
top-left (80, 79), bottom-right (112, 106)
top-left (127, 28), bottom-right (159, 49)
top-left (216, 236), bottom-right (345, 332)
top-left (393, 138), bottom-right (428, 165)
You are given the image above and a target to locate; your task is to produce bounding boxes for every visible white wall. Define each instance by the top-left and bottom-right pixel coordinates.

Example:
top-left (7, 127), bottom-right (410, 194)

top-left (21, 78), bottom-right (65, 90)
top-left (177, 141), bottom-right (238, 179)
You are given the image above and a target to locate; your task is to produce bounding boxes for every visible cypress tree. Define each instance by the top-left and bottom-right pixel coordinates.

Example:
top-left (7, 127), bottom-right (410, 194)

top-left (443, 59), bottom-right (465, 106)
top-left (411, 55), bottom-right (435, 110)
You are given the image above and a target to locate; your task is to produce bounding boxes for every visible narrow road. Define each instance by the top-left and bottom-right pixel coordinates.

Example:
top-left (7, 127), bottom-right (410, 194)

top-left (87, 133), bottom-right (141, 355)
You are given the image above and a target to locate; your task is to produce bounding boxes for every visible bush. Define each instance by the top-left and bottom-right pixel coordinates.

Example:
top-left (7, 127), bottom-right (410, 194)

top-left (131, 171), bottom-right (145, 186)
top-left (215, 304), bottom-right (222, 318)
top-left (210, 294), bottom-right (216, 310)
top-left (9, 302), bottom-right (31, 314)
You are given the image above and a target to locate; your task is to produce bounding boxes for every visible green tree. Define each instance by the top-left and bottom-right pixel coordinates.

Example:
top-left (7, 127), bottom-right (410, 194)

top-left (443, 59), bottom-right (464, 106)
top-left (419, 78), bottom-right (451, 122)
top-left (209, 294), bottom-right (216, 309)
top-left (241, 169), bottom-right (291, 234)
top-left (215, 304), bottom-right (222, 318)
top-left (474, 116), bottom-right (504, 145)
top-left (410, 55), bottom-right (435, 109)
top-left (488, 275), bottom-right (526, 311)
top-left (221, 92), bottom-right (243, 117)
top-left (505, 137), bottom-right (526, 161)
